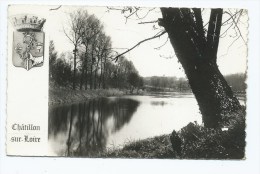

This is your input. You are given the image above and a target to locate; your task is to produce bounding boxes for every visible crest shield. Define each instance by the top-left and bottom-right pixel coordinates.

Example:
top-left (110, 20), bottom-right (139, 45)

top-left (13, 31), bottom-right (44, 70)
top-left (12, 15), bottom-right (46, 70)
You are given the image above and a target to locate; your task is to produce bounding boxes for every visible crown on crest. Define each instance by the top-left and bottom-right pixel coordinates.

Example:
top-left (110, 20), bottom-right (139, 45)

top-left (12, 14), bottom-right (46, 32)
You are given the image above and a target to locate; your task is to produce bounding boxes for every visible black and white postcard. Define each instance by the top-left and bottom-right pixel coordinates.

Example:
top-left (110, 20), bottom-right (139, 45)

top-left (2, 1), bottom-right (260, 173)
top-left (6, 4), bottom-right (249, 159)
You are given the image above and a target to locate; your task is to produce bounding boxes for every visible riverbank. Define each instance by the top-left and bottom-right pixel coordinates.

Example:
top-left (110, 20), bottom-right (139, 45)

top-left (49, 87), bottom-right (245, 159)
top-left (100, 118), bottom-right (245, 159)
top-left (49, 88), bottom-right (126, 105)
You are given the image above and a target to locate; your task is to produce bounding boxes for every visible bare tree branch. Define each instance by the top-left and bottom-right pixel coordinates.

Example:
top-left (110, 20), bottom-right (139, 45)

top-left (219, 10), bottom-right (246, 57)
top-left (219, 34), bottom-right (241, 58)
top-left (226, 10), bottom-right (246, 45)
top-left (63, 26), bottom-right (74, 44)
top-left (49, 5), bottom-right (62, 11)
top-left (220, 23), bottom-right (234, 38)
top-left (106, 7), bottom-right (121, 11)
top-left (138, 20), bottom-right (158, 24)
top-left (159, 54), bottom-right (176, 59)
top-left (107, 6), bottom-right (157, 24)
top-left (113, 30), bottom-right (167, 61)
top-left (135, 8), bottom-right (156, 20)
top-left (203, 9), bottom-right (243, 28)
top-left (222, 9), bottom-right (243, 26)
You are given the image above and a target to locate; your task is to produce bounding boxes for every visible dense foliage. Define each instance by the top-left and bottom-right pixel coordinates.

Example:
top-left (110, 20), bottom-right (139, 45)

top-left (49, 10), bottom-right (143, 91)
top-left (143, 74), bottom-right (246, 93)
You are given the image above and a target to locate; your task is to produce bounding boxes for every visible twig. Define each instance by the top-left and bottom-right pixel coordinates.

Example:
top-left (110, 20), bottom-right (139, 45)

top-left (63, 26), bottom-right (74, 44)
top-left (159, 54), bottom-right (175, 59)
top-left (124, 9), bottom-right (138, 24)
top-left (154, 37), bottom-right (169, 50)
top-left (135, 8), bottom-right (156, 20)
top-left (219, 34), bottom-right (241, 58)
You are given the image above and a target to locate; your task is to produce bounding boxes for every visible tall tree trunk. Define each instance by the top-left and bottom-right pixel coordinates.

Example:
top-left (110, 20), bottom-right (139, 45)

top-left (84, 46), bottom-right (88, 90)
top-left (94, 68), bottom-right (97, 89)
top-left (99, 59), bottom-right (103, 89)
top-left (80, 68), bottom-right (84, 90)
top-left (84, 71), bottom-right (88, 90)
top-left (160, 8), bottom-right (242, 128)
top-left (73, 45), bottom-right (77, 90)
top-left (90, 48), bottom-right (94, 89)
top-left (94, 56), bottom-right (101, 89)
top-left (102, 58), bottom-right (107, 89)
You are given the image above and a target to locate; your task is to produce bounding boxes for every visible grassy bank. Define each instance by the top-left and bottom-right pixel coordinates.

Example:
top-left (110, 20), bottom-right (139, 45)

top-left (100, 135), bottom-right (177, 159)
top-left (99, 118), bottom-right (245, 159)
top-left (49, 88), bottom-right (125, 105)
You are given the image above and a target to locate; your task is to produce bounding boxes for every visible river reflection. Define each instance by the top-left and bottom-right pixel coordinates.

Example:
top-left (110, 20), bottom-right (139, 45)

top-left (48, 98), bottom-right (140, 156)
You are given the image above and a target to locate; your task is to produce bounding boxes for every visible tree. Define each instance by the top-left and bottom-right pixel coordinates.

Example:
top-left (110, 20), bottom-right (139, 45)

top-left (127, 72), bottom-right (139, 93)
top-left (49, 42), bottom-right (73, 88)
top-left (64, 10), bottom-right (87, 90)
top-left (96, 34), bottom-right (112, 89)
top-left (80, 14), bottom-right (103, 89)
top-left (51, 58), bottom-right (72, 87)
top-left (159, 8), bottom-right (243, 128)
top-left (136, 76), bottom-right (144, 93)
top-left (78, 51), bottom-right (89, 89)
top-left (49, 40), bottom-right (57, 80)
top-left (94, 32), bottom-right (107, 89)
top-left (111, 7), bottom-right (245, 128)
top-left (53, 8), bottom-right (143, 91)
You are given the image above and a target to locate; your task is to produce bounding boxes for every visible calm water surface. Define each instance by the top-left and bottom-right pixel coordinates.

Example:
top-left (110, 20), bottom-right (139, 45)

top-left (48, 92), bottom-right (245, 156)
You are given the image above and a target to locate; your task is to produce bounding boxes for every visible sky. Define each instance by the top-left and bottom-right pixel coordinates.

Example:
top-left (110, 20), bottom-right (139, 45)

top-left (10, 5), bottom-right (248, 78)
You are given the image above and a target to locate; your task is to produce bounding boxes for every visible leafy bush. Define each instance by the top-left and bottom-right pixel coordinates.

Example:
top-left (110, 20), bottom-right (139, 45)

top-left (178, 121), bottom-right (245, 159)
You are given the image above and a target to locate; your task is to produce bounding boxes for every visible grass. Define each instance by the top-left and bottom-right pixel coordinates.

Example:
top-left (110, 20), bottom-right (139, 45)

top-left (100, 135), bottom-right (177, 159)
top-left (49, 88), bottom-right (125, 105)
top-left (98, 113), bottom-right (245, 159)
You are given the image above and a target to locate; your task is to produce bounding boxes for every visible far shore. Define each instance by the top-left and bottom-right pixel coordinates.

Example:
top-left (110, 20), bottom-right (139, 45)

top-left (49, 87), bottom-right (245, 106)
top-left (49, 88), bottom-right (127, 106)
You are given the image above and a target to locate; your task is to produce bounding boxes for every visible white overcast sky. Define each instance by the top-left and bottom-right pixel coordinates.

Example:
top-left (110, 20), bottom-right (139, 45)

top-left (10, 5), bottom-right (248, 77)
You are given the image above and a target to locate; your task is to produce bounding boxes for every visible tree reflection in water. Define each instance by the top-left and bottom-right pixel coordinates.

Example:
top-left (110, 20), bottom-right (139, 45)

top-left (48, 98), bottom-right (140, 157)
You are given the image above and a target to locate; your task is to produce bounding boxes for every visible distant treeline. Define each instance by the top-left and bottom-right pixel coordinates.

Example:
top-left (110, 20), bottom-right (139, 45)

top-left (144, 76), bottom-right (190, 92)
top-left (144, 73), bottom-right (246, 93)
top-left (224, 73), bottom-right (246, 93)
top-left (49, 10), bottom-right (143, 92)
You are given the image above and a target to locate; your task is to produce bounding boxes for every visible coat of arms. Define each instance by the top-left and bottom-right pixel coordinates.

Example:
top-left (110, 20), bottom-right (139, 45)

top-left (12, 15), bottom-right (46, 70)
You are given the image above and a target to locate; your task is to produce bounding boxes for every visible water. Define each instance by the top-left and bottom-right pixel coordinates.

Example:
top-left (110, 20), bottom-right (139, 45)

top-left (48, 92), bottom-right (245, 156)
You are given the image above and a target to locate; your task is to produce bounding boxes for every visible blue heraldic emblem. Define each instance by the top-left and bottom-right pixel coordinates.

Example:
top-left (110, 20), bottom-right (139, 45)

top-left (12, 15), bottom-right (46, 70)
